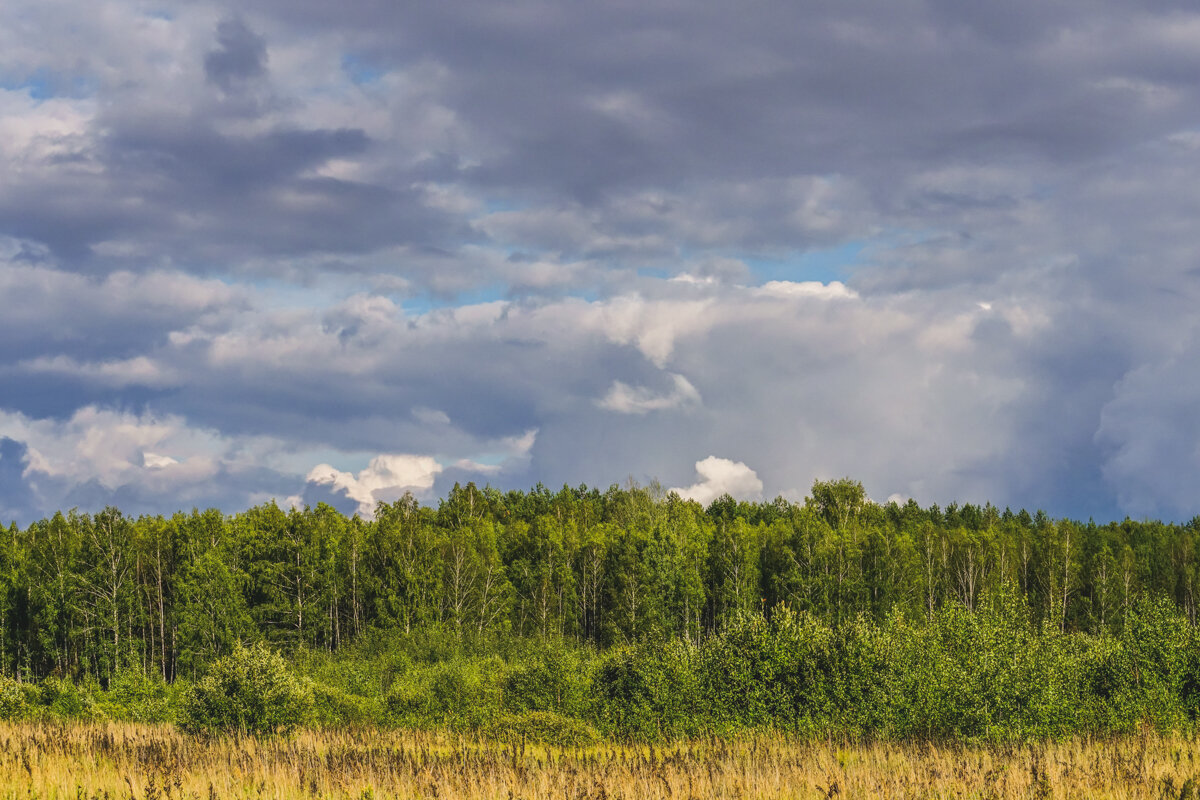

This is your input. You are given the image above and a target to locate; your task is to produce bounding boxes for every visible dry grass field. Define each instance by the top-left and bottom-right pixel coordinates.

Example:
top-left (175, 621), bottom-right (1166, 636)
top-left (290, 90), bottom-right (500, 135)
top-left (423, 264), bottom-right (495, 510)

top-left (2, 721), bottom-right (1199, 800)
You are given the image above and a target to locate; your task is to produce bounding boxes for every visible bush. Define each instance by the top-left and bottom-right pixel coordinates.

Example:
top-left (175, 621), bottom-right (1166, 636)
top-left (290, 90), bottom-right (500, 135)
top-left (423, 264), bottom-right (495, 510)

top-left (98, 671), bottom-right (175, 723)
top-left (384, 657), bottom-right (503, 730)
top-left (311, 683), bottom-right (381, 728)
top-left (592, 640), bottom-right (702, 740)
top-left (690, 607), bottom-right (888, 736)
top-left (0, 677), bottom-right (35, 720)
top-left (502, 644), bottom-right (590, 716)
top-left (1121, 594), bottom-right (1189, 729)
top-left (1180, 627), bottom-right (1200, 722)
top-left (39, 676), bottom-right (102, 720)
top-left (1077, 635), bottom-right (1140, 733)
top-left (485, 710), bottom-right (599, 747)
top-left (178, 643), bottom-right (314, 736)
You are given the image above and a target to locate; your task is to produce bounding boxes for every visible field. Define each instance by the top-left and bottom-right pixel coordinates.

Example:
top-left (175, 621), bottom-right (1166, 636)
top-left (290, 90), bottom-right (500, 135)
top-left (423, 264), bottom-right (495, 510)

top-left (3, 722), bottom-right (1200, 800)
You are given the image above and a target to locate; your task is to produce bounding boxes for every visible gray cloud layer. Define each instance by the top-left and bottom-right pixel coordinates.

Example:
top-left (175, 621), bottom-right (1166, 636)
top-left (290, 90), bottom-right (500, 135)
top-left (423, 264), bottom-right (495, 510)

top-left (2, 1), bottom-right (1200, 522)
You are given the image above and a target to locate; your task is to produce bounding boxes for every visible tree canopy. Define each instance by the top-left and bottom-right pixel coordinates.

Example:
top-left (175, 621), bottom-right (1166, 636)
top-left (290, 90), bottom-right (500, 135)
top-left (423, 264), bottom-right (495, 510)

top-left (0, 478), bottom-right (1197, 686)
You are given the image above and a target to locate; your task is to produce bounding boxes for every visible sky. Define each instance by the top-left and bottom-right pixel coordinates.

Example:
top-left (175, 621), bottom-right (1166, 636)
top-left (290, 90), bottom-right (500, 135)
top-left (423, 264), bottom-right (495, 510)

top-left (3, 1), bottom-right (1200, 524)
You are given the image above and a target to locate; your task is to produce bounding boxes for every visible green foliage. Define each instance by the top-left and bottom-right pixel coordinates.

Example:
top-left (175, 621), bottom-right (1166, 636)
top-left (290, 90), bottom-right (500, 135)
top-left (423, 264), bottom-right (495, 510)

top-left (1181, 627), bottom-right (1200, 721)
top-left (1077, 634), bottom-right (1140, 732)
top-left (384, 656), bottom-right (504, 730)
top-left (591, 594), bottom-right (1200, 742)
top-left (310, 683), bottom-right (379, 728)
top-left (1120, 594), bottom-right (1191, 729)
top-left (592, 639), bottom-right (703, 740)
top-left (0, 676), bottom-right (35, 720)
top-left (178, 642), bottom-right (314, 736)
top-left (698, 608), bottom-right (844, 733)
top-left (97, 670), bottom-right (175, 723)
top-left (485, 710), bottom-right (599, 746)
top-left (4, 481), bottom-right (1200, 744)
top-left (501, 642), bottom-right (591, 716)
top-left (174, 548), bottom-right (253, 677)
top-left (39, 676), bottom-right (102, 720)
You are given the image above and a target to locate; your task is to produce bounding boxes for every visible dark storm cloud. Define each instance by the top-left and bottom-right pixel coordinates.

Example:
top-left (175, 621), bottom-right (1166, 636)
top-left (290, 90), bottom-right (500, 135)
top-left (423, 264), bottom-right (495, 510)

top-left (4, 0), bottom-right (1200, 521)
top-left (0, 438), bottom-right (37, 525)
top-left (59, 464), bottom-right (299, 520)
top-left (0, 116), bottom-right (465, 270)
top-left (204, 18), bottom-right (268, 92)
top-left (0, 266), bottom-right (239, 359)
top-left (240, 1), bottom-right (1200, 194)
top-left (8, 0), bottom-right (1200, 276)
top-left (0, 11), bottom-right (472, 273)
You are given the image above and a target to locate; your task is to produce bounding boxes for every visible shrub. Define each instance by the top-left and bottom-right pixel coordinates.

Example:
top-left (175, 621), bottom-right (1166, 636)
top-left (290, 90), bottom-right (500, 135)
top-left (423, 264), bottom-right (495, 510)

top-left (178, 643), bottom-right (314, 736)
top-left (384, 657), bottom-right (503, 730)
top-left (824, 613), bottom-right (895, 735)
top-left (1180, 627), bottom-right (1200, 722)
top-left (99, 671), bottom-right (174, 723)
top-left (592, 639), bottom-right (702, 740)
top-left (485, 710), bottom-right (599, 747)
top-left (1121, 594), bottom-right (1189, 728)
top-left (39, 676), bottom-right (102, 720)
top-left (695, 607), bottom-right (855, 735)
top-left (0, 676), bottom-right (35, 720)
top-left (502, 644), bottom-right (590, 716)
top-left (1077, 634), bottom-right (1140, 733)
top-left (311, 683), bottom-right (380, 727)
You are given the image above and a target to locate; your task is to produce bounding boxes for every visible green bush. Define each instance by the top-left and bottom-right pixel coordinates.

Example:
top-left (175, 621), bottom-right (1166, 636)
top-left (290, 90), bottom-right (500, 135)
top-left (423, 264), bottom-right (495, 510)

top-left (485, 710), bottom-right (599, 747)
top-left (592, 639), bottom-right (702, 740)
top-left (384, 657), bottom-right (503, 729)
top-left (294, 645), bottom-right (387, 699)
top-left (1180, 627), bottom-right (1200, 722)
top-left (39, 676), bottom-right (102, 720)
top-left (1077, 635), bottom-right (1140, 733)
top-left (0, 676), bottom-right (36, 720)
top-left (178, 643), bottom-right (314, 736)
top-left (824, 614), bottom-right (895, 735)
top-left (694, 608), bottom-right (884, 736)
top-left (98, 671), bottom-right (175, 723)
top-left (502, 644), bottom-right (590, 716)
top-left (883, 604), bottom-right (993, 738)
top-left (311, 683), bottom-right (381, 727)
top-left (1121, 595), bottom-right (1189, 729)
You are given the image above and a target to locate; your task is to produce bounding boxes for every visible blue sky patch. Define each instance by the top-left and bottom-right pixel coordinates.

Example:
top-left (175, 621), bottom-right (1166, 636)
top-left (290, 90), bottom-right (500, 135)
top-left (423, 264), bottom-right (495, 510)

top-left (341, 54), bottom-right (386, 86)
top-left (745, 241), bottom-right (866, 285)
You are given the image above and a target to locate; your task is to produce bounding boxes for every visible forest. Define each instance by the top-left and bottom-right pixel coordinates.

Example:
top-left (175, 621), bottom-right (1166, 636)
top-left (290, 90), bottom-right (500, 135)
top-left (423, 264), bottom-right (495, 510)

top-left (0, 478), bottom-right (1199, 740)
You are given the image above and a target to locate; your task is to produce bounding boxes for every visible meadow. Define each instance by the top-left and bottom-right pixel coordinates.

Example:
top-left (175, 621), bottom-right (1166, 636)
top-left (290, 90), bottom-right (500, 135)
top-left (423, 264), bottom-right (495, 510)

top-left (3, 721), bottom-right (1199, 800)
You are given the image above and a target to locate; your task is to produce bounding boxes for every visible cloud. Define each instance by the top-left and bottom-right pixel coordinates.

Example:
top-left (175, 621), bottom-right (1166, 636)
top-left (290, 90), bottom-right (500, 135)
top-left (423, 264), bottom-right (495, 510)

top-left (204, 18), bottom-right (269, 92)
top-left (0, 261), bottom-right (1128, 522)
top-left (670, 456), bottom-right (764, 506)
top-left (1095, 334), bottom-right (1200, 520)
top-left (1, 406), bottom-right (221, 491)
top-left (3, 0), bottom-right (1200, 524)
top-left (598, 373), bottom-right (701, 414)
top-left (0, 405), bottom-right (304, 518)
top-left (754, 280), bottom-right (856, 300)
top-left (412, 407), bottom-right (451, 425)
top-left (307, 454), bottom-right (443, 518)
top-left (0, 437), bottom-right (37, 525)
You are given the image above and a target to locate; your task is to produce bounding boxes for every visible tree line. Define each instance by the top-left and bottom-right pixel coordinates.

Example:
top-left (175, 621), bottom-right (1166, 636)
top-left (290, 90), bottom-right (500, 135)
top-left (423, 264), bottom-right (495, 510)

top-left (0, 478), bottom-right (1197, 686)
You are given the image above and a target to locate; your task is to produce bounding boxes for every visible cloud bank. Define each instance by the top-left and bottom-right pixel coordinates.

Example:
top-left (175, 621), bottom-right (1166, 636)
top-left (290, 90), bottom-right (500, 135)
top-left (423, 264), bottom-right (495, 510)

top-left (2, 1), bottom-right (1200, 521)
top-left (671, 457), bottom-right (764, 506)
top-left (308, 454), bottom-right (443, 518)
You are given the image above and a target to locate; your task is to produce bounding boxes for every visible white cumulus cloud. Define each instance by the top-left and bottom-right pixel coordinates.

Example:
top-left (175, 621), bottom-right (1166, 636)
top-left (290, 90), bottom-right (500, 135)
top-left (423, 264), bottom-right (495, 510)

top-left (598, 373), bottom-right (701, 414)
top-left (670, 456), bottom-right (764, 506)
top-left (0, 406), bottom-right (224, 490)
top-left (307, 454), bottom-right (443, 518)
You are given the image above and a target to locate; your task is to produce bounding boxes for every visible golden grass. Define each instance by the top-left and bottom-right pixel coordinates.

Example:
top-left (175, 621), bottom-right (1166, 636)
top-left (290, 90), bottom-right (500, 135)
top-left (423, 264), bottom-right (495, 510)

top-left (1, 721), bottom-right (1198, 799)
